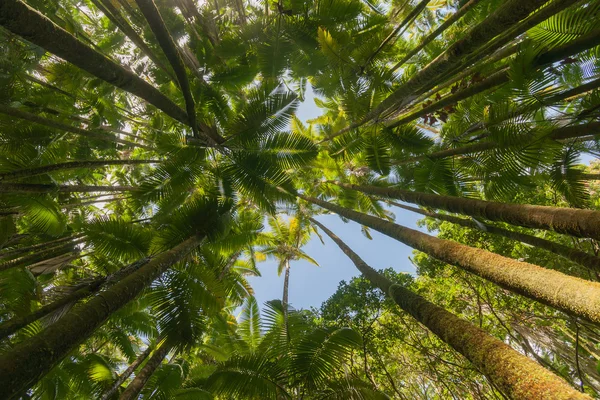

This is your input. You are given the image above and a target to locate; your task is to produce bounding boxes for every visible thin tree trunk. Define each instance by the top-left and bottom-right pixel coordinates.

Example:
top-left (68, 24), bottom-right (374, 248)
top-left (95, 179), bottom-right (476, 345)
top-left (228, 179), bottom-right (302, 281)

top-left (89, 0), bottom-right (175, 80)
top-left (0, 238), bottom-right (86, 272)
top-left (100, 345), bottom-right (153, 400)
top-left (298, 194), bottom-right (600, 324)
top-left (282, 260), bottom-right (290, 320)
top-left (0, 234), bottom-right (84, 260)
top-left (0, 278), bottom-right (104, 340)
top-left (395, 121), bottom-right (600, 165)
top-left (332, 181), bottom-right (600, 240)
top-left (0, 105), bottom-right (150, 150)
top-left (118, 343), bottom-right (170, 400)
top-left (0, 0), bottom-right (190, 127)
top-left (581, 174), bottom-right (600, 181)
top-left (388, 201), bottom-right (600, 272)
top-left (0, 183), bottom-right (137, 194)
top-left (0, 160), bottom-right (160, 181)
top-left (133, 0), bottom-right (198, 136)
top-left (0, 235), bottom-right (203, 399)
top-left (389, 0), bottom-right (483, 72)
top-left (310, 217), bottom-right (591, 400)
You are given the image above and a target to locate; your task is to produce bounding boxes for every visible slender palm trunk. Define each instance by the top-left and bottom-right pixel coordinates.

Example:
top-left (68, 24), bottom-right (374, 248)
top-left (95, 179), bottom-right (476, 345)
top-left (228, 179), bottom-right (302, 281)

top-left (0, 160), bottom-right (160, 181)
top-left (0, 183), bottom-right (137, 194)
top-left (100, 345), bottom-right (153, 400)
top-left (0, 235), bottom-right (203, 399)
top-left (332, 181), bottom-right (600, 240)
top-left (298, 194), bottom-right (600, 324)
top-left (389, 0), bottom-right (483, 72)
top-left (89, 0), bottom-right (175, 80)
top-left (395, 121), bottom-right (600, 165)
top-left (133, 0), bottom-right (198, 135)
top-left (309, 218), bottom-right (590, 400)
top-left (282, 260), bottom-right (290, 319)
top-left (0, 278), bottom-right (104, 340)
top-left (0, 238), bottom-right (86, 272)
top-left (119, 343), bottom-right (170, 400)
top-left (0, 0), bottom-right (190, 126)
top-left (0, 234), bottom-right (84, 260)
top-left (344, 0), bottom-right (551, 133)
top-left (0, 105), bottom-right (150, 149)
top-left (388, 201), bottom-right (600, 272)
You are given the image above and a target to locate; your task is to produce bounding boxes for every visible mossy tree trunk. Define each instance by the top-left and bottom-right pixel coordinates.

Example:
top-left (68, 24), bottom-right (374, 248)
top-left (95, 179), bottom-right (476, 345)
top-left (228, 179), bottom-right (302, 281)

top-left (118, 343), bottom-right (170, 400)
top-left (100, 345), bottom-right (154, 400)
top-left (298, 194), bottom-right (600, 324)
top-left (332, 181), bottom-right (600, 240)
top-left (310, 217), bottom-right (590, 399)
top-left (388, 201), bottom-right (600, 273)
top-left (0, 0), bottom-right (189, 126)
top-left (0, 235), bottom-right (203, 400)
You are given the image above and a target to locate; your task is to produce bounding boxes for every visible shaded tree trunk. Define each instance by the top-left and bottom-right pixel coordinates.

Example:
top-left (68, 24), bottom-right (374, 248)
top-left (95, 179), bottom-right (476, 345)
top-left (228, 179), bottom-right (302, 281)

top-left (389, 0), bottom-right (483, 72)
top-left (100, 345), bottom-right (154, 400)
top-left (0, 238), bottom-right (86, 272)
top-left (0, 160), bottom-right (160, 181)
top-left (298, 194), bottom-right (600, 324)
top-left (0, 105), bottom-right (149, 149)
top-left (0, 235), bottom-right (203, 399)
top-left (388, 201), bottom-right (600, 272)
top-left (0, 234), bottom-right (84, 260)
top-left (0, 278), bottom-right (104, 340)
top-left (119, 343), bottom-right (170, 400)
top-left (0, 0), bottom-right (190, 126)
top-left (332, 181), bottom-right (600, 240)
top-left (309, 218), bottom-right (590, 400)
top-left (282, 260), bottom-right (290, 322)
top-left (0, 183), bottom-right (137, 194)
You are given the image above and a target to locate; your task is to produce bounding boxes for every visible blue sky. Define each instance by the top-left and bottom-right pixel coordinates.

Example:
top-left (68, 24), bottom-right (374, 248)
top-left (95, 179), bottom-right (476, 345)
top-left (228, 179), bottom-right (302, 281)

top-left (246, 84), bottom-right (428, 311)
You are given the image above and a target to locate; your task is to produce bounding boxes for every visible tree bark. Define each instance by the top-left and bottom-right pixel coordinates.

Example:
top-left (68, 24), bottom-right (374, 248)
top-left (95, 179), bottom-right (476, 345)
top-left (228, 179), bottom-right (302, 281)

top-left (0, 235), bottom-right (203, 399)
top-left (0, 160), bottom-right (160, 181)
top-left (100, 345), bottom-right (153, 400)
top-left (0, 0), bottom-right (190, 127)
top-left (388, 201), bottom-right (600, 273)
top-left (0, 234), bottom-right (84, 260)
top-left (282, 260), bottom-right (290, 322)
top-left (395, 121), bottom-right (600, 165)
top-left (118, 343), bottom-right (170, 400)
top-left (332, 181), bottom-right (600, 240)
top-left (389, 0), bottom-right (483, 72)
top-left (299, 194), bottom-right (600, 324)
top-left (0, 183), bottom-right (137, 194)
top-left (0, 278), bottom-right (104, 340)
top-left (0, 105), bottom-right (150, 150)
top-left (309, 218), bottom-right (590, 400)
top-left (0, 238), bottom-right (86, 272)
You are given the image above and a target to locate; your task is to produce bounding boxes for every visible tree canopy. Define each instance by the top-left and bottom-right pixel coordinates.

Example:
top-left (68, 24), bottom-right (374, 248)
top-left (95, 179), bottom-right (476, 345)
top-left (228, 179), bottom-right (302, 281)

top-left (0, 0), bottom-right (600, 398)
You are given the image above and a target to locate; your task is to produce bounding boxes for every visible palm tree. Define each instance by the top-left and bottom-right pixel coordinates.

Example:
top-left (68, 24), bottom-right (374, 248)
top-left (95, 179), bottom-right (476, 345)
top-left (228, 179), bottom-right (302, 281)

top-left (309, 217), bottom-right (590, 400)
top-left (259, 215), bottom-right (318, 321)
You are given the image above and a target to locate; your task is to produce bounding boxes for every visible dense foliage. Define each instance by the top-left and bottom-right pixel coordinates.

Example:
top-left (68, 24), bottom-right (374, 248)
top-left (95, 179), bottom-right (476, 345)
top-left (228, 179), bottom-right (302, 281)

top-left (0, 0), bottom-right (599, 398)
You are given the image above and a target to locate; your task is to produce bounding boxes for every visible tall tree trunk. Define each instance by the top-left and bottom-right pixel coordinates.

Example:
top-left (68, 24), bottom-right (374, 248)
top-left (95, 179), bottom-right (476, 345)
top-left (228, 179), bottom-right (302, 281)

top-left (0, 278), bottom-right (104, 340)
top-left (133, 0), bottom-right (198, 136)
top-left (100, 345), bottom-right (153, 400)
top-left (388, 201), bottom-right (600, 272)
top-left (0, 238), bottom-right (86, 272)
top-left (282, 260), bottom-right (290, 322)
top-left (0, 235), bottom-right (203, 399)
top-left (332, 181), bottom-right (600, 240)
top-left (89, 0), bottom-right (176, 80)
top-left (118, 343), bottom-right (170, 400)
top-left (0, 160), bottom-right (160, 181)
top-left (389, 0), bottom-right (483, 72)
top-left (0, 183), bottom-right (137, 194)
top-left (0, 0), bottom-right (190, 127)
top-left (298, 194), bottom-right (600, 324)
top-left (309, 218), bottom-right (590, 400)
top-left (0, 105), bottom-right (150, 150)
top-left (395, 121), bottom-right (600, 165)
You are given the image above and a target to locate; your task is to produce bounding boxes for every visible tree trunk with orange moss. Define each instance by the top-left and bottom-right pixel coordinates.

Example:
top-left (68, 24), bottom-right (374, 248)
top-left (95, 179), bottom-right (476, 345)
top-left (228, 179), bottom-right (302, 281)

top-left (299, 194), bottom-right (600, 324)
top-left (310, 217), bottom-right (590, 400)
top-left (333, 181), bottom-right (600, 240)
